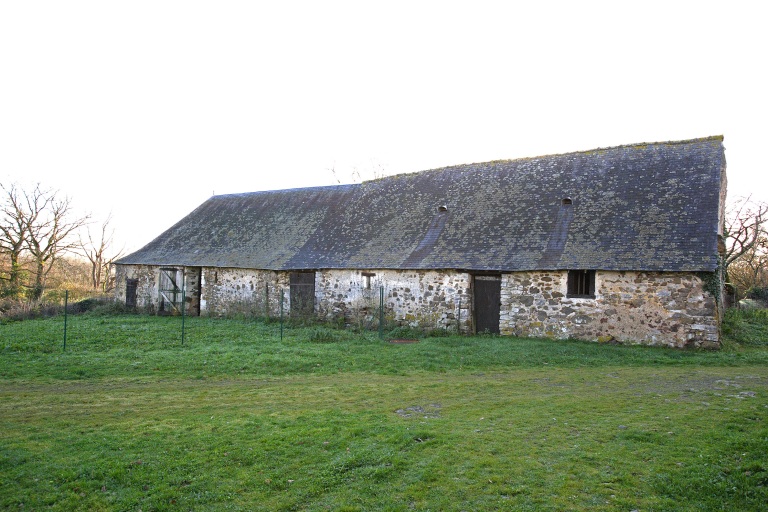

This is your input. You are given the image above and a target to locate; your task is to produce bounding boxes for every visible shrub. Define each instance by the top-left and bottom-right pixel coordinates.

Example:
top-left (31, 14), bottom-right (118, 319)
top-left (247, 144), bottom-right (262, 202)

top-left (0, 295), bottom-right (122, 323)
top-left (85, 298), bottom-right (136, 316)
top-left (386, 326), bottom-right (423, 340)
top-left (0, 299), bottom-right (61, 323)
top-left (307, 327), bottom-right (342, 343)
top-left (722, 307), bottom-right (768, 346)
top-left (426, 327), bottom-right (452, 338)
top-left (746, 286), bottom-right (768, 303)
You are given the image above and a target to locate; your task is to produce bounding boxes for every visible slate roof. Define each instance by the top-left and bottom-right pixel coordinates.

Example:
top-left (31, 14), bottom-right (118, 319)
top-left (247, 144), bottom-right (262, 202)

top-left (118, 136), bottom-right (727, 272)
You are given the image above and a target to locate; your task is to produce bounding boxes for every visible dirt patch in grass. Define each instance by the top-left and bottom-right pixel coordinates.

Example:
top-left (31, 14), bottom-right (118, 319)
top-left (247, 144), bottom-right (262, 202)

top-left (395, 403), bottom-right (442, 418)
top-left (630, 371), bottom-right (766, 396)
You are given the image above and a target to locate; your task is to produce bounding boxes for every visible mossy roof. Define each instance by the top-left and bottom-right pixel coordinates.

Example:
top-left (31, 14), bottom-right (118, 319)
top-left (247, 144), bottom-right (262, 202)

top-left (118, 136), bottom-right (726, 272)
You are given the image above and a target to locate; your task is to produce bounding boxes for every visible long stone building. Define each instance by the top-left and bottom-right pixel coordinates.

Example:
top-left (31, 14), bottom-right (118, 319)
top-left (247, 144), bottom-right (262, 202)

top-left (115, 136), bottom-right (727, 348)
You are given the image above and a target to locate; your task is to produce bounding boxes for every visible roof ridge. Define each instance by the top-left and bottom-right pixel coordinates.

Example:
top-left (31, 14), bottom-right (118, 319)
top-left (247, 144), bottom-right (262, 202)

top-left (371, 135), bottom-right (725, 182)
top-left (212, 183), bottom-right (359, 198)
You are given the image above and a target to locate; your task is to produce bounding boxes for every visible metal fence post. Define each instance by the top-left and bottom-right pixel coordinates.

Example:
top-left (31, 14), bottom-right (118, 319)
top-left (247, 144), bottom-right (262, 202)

top-left (280, 288), bottom-right (284, 341)
top-left (63, 290), bottom-right (68, 351)
top-left (181, 282), bottom-right (186, 345)
top-left (379, 286), bottom-right (384, 339)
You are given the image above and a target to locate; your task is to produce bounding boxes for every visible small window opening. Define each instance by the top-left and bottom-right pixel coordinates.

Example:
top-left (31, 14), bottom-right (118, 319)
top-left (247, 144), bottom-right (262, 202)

top-left (567, 269), bottom-right (596, 298)
top-left (562, 197), bottom-right (573, 205)
top-left (362, 271), bottom-right (376, 290)
top-left (438, 205), bottom-right (448, 212)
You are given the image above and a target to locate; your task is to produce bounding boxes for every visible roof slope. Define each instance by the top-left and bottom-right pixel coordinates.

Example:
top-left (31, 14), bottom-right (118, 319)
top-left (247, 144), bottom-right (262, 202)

top-left (118, 136), bottom-right (726, 272)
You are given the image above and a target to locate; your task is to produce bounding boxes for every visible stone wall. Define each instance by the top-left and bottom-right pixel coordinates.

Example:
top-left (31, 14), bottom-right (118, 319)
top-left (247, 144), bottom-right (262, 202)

top-left (115, 266), bottom-right (288, 317)
top-left (316, 269), bottom-right (472, 331)
top-left (200, 268), bottom-right (285, 317)
top-left (500, 270), bottom-right (720, 348)
top-left (114, 264), bottom-right (161, 312)
top-left (115, 265), bottom-right (721, 347)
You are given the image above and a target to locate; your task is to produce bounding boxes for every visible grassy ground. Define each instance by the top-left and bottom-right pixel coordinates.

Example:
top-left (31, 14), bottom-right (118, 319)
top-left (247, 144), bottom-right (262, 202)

top-left (1, 312), bottom-right (767, 511)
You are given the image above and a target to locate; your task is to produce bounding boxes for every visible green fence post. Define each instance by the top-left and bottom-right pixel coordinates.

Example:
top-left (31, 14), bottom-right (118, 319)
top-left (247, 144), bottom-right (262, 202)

top-left (280, 289), bottom-right (284, 341)
top-left (379, 286), bottom-right (384, 339)
top-left (63, 290), bottom-right (68, 351)
top-left (181, 283), bottom-right (186, 345)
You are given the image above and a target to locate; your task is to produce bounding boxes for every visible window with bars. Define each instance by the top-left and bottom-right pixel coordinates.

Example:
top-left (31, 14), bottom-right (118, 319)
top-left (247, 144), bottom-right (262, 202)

top-left (567, 270), bottom-right (596, 298)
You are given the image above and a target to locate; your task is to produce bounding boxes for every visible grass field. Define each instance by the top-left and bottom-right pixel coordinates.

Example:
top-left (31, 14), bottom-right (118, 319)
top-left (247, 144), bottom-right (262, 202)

top-left (1, 313), bottom-right (767, 511)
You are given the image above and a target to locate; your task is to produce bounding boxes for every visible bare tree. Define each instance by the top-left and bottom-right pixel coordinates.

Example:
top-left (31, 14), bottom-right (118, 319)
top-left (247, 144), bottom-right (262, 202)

top-left (23, 185), bottom-right (89, 300)
top-left (724, 196), bottom-right (768, 291)
top-left (328, 159), bottom-right (388, 184)
top-left (79, 213), bottom-right (124, 293)
top-left (0, 184), bottom-right (30, 297)
top-left (727, 240), bottom-right (768, 297)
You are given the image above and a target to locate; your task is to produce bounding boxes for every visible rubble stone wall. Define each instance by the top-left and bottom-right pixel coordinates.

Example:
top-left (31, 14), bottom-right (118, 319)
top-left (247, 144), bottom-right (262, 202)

top-left (115, 265), bottom-right (720, 346)
top-left (500, 270), bottom-right (720, 348)
top-left (316, 269), bottom-right (472, 331)
top-left (114, 264), bottom-right (161, 312)
top-left (200, 268), bottom-right (286, 317)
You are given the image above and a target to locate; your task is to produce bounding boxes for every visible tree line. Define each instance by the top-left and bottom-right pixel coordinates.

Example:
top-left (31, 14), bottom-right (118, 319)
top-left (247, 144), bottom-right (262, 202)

top-left (724, 196), bottom-right (768, 302)
top-left (0, 183), bottom-right (123, 302)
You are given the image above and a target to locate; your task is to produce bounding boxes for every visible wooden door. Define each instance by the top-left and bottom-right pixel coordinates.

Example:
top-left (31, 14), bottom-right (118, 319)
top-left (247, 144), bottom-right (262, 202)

top-left (125, 279), bottom-right (138, 308)
top-left (290, 271), bottom-right (316, 318)
top-left (158, 268), bottom-right (183, 314)
top-left (474, 275), bottom-right (501, 334)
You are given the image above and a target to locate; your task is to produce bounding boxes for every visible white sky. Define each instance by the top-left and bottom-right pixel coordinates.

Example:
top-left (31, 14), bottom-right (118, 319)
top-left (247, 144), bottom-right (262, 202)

top-left (1, 1), bottom-right (765, 253)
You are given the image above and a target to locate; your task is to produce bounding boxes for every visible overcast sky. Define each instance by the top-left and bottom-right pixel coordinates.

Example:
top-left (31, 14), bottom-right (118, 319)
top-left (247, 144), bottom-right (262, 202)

top-left (1, 1), bottom-right (765, 253)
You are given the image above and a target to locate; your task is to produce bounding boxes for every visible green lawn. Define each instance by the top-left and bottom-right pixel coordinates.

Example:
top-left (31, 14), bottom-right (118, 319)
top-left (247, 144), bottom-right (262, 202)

top-left (1, 313), bottom-right (767, 511)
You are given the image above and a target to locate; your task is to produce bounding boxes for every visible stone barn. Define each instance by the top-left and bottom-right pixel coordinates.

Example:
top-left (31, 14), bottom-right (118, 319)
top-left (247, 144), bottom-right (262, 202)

top-left (115, 136), bottom-right (727, 348)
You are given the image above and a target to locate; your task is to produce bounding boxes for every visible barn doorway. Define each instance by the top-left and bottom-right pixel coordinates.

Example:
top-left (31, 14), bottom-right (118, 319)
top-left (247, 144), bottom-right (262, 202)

top-left (158, 267), bottom-right (202, 316)
top-left (184, 267), bottom-right (202, 316)
top-left (158, 268), bottom-right (183, 314)
top-left (290, 271), bottom-right (316, 318)
top-left (474, 274), bottom-right (501, 334)
top-left (125, 278), bottom-right (138, 308)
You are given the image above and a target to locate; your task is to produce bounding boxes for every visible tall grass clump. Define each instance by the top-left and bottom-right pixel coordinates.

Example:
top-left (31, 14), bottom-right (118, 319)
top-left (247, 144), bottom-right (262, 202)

top-left (722, 307), bottom-right (768, 347)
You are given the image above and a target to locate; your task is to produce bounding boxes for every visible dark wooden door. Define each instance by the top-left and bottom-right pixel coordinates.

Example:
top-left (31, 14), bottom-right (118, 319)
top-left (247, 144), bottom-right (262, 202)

top-left (125, 279), bottom-right (138, 308)
top-left (474, 275), bottom-right (501, 334)
top-left (290, 272), bottom-right (316, 317)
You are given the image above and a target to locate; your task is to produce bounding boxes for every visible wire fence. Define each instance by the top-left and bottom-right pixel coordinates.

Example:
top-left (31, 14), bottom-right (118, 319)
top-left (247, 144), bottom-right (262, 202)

top-left (32, 282), bottom-right (469, 352)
